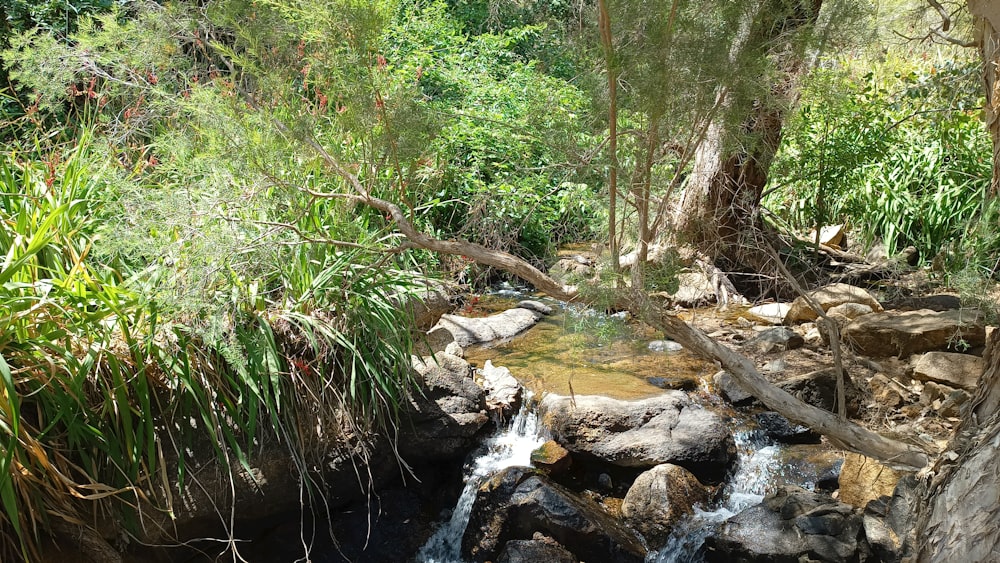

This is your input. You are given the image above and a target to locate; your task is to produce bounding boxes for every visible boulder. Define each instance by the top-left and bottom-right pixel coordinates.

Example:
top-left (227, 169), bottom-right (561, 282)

top-left (703, 486), bottom-right (869, 563)
top-left (713, 371), bottom-right (755, 405)
top-left (402, 352), bottom-right (488, 460)
top-left (531, 440), bottom-right (573, 475)
top-left (434, 307), bottom-right (545, 347)
top-left (869, 374), bottom-right (908, 409)
top-left (827, 302), bottom-right (875, 320)
top-left (479, 360), bottom-right (524, 414)
top-left (912, 351), bottom-right (984, 391)
top-left (843, 309), bottom-right (986, 358)
top-left (498, 538), bottom-right (578, 563)
top-left (648, 340), bottom-right (684, 353)
top-left (539, 393), bottom-right (734, 483)
top-left (883, 294), bottom-right (961, 312)
top-left (394, 279), bottom-right (454, 331)
top-left (776, 367), bottom-right (863, 417)
top-left (621, 463), bottom-right (711, 545)
top-left (784, 283), bottom-right (883, 324)
top-left (670, 271), bottom-right (718, 307)
top-left (754, 412), bottom-right (820, 444)
top-left (742, 327), bottom-right (804, 354)
top-left (462, 467), bottom-right (646, 563)
top-left (747, 303), bottom-right (792, 325)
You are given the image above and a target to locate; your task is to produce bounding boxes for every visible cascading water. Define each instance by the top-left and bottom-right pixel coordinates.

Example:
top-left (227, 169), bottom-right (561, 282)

top-left (416, 398), bottom-right (546, 563)
top-left (650, 427), bottom-right (780, 562)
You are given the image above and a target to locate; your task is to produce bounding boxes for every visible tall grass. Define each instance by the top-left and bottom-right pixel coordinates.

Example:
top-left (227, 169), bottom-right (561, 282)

top-left (0, 133), bottom-right (420, 559)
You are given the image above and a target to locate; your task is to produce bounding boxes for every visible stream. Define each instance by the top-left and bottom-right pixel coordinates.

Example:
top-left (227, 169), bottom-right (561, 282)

top-left (415, 294), bottom-right (837, 562)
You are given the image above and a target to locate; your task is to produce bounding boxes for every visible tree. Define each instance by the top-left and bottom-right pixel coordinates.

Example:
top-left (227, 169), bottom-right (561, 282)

top-left (672, 0), bottom-right (823, 274)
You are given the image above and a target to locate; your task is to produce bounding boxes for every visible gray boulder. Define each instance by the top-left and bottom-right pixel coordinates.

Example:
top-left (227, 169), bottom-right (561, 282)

top-left (402, 352), bottom-right (488, 460)
top-left (743, 327), bottom-right (804, 354)
top-left (498, 538), bottom-right (578, 563)
top-left (434, 307), bottom-right (545, 347)
top-left (621, 463), bottom-right (711, 544)
top-left (539, 392), bottom-right (734, 483)
top-left (462, 467), bottom-right (645, 563)
top-left (704, 486), bottom-right (870, 563)
top-left (843, 309), bottom-right (986, 358)
top-left (713, 371), bottom-right (755, 405)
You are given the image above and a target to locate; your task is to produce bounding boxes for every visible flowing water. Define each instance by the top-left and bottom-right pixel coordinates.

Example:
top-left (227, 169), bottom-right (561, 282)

top-left (416, 399), bottom-right (547, 563)
top-left (419, 292), bottom-right (832, 562)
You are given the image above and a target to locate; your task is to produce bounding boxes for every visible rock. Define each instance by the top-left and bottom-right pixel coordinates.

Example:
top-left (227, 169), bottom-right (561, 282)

top-left (648, 339), bottom-right (684, 353)
top-left (531, 440), bottom-right (573, 475)
top-left (918, 381), bottom-right (951, 406)
top-left (394, 279), bottom-right (454, 331)
top-left (621, 463), bottom-right (711, 545)
top-left (776, 367), bottom-right (863, 417)
top-left (784, 283), bottom-right (883, 324)
top-left (743, 327), bottom-right (804, 354)
top-left (670, 271), bottom-right (718, 307)
top-left (843, 309), bottom-right (986, 358)
top-left (939, 388), bottom-right (970, 418)
top-left (498, 538), bottom-right (578, 563)
top-left (403, 352), bottom-right (488, 460)
top-left (462, 467), bottom-right (646, 563)
top-left (762, 358), bottom-right (787, 374)
top-left (912, 351), bottom-right (984, 391)
top-left (713, 371), bottom-right (755, 405)
top-left (827, 302), bottom-right (874, 320)
top-left (754, 412), bottom-right (820, 444)
top-left (883, 294), bottom-right (961, 312)
top-left (703, 486), bottom-right (868, 563)
top-left (747, 303), bottom-right (792, 325)
top-left (597, 473), bottom-right (613, 491)
top-left (807, 224), bottom-right (845, 248)
top-left (434, 307), bottom-right (544, 347)
top-left (479, 360), bottom-right (524, 414)
top-left (517, 300), bottom-right (554, 315)
top-left (539, 392), bottom-right (735, 483)
top-left (444, 341), bottom-right (464, 357)
top-left (417, 325), bottom-right (458, 356)
top-left (839, 453), bottom-right (900, 509)
top-left (551, 257), bottom-right (595, 279)
top-left (869, 374), bottom-right (907, 409)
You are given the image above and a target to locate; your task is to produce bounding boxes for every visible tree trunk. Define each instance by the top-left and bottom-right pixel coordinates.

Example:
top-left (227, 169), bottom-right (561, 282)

top-left (673, 0), bottom-right (821, 262)
top-left (971, 0), bottom-right (1000, 195)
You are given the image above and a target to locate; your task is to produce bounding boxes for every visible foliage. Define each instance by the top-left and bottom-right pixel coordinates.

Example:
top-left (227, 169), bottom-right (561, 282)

top-left (767, 54), bottom-right (992, 264)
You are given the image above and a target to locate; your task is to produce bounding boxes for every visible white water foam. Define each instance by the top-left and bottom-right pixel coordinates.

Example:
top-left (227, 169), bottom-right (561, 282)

top-left (650, 429), bottom-right (781, 562)
top-left (416, 400), bottom-right (546, 563)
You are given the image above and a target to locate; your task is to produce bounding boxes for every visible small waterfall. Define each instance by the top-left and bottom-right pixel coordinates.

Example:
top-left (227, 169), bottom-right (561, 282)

top-left (417, 400), bottom-right (546, 563)
top-left (650, 428), bottom-right (780, 562)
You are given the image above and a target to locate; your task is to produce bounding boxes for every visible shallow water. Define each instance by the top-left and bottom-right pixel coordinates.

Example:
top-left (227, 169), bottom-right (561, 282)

top-left (464, 299), bottom-right (716, 400)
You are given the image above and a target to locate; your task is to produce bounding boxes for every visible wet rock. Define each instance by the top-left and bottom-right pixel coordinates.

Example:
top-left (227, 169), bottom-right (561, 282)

top-left (713, 371), bottom-right (755, 405)
top-left (531, 440), bottom-right (572, 475)
top-left (743, 327), bottom-right (804, 354)
top-left (648, 339), bottom-right (684, 353)
top-left (645, 376), bottom-right (698, 391)
top-left (621, 463), bottom-right (711, 545)
top-left (703, 486), bottom-right (869, 563)
top-left (843, 309), bottom-right (986, 358)
top-left (479, 360), bottom-right (523, 414)
top-left (776, 367), bottom-right (863, 417)
top-left (912, 351), bottom-right (984, 391)
top-left (403, 352), bottom-right (488, 460)
top-left (539, 392), bottom-right (735, 483)
top-left (754, 412), bottom-right (820, 444)
top-left (434, 307), bottom-right (545, 347)
top-left (839, 453), bottom-right (900, 509)
top-left (784, 283), bottom-right (883, 324)
top-left (462, 467), bottom-right (646, 563)
top-left (498, 538), bottom-right (578, 563)
top-left (747, 303), bottom-right (792, 325)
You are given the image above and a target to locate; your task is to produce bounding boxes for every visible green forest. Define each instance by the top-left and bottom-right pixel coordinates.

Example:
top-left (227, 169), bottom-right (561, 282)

top-left (2, 0), bottom-right (1000, 562)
